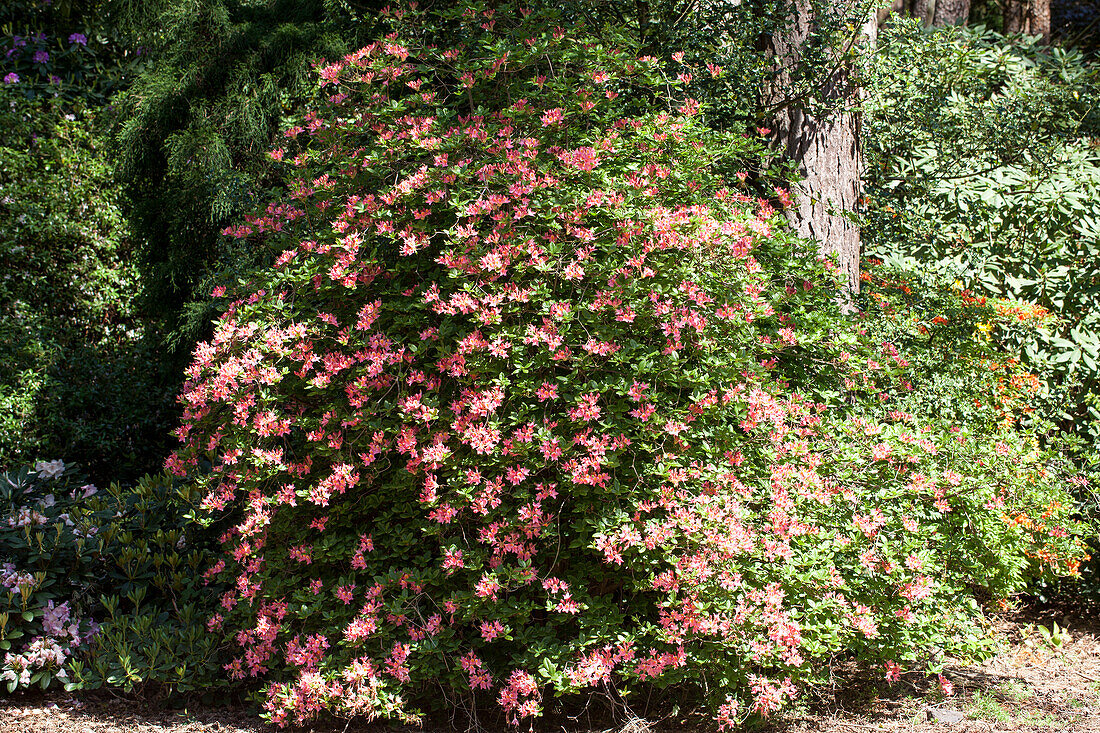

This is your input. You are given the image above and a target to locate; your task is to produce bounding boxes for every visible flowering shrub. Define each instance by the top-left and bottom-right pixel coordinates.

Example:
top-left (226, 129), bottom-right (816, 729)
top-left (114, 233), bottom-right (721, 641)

top-left (0, 0), bottom-right (138, 103)
top-left (856, 264), bottom-right (1052, 430)
top-left (864, 20), bottom-right (1100, 452)
top-left (0, 464), bottom-right (228, 694)
top-left (1, 462), bottom-right (100, 691)
top-left (169, 4), bottom-right (1090, 728)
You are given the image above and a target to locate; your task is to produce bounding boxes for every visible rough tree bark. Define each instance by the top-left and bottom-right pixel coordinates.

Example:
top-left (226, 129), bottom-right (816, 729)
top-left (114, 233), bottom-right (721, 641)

top-left (877, 0), bottom-right (905, 27)
top-left (932, 0), bottom-right (970, 24)
top-left (910, 0), bottom-right (936, 25)
top-left (1033, 0), bottom-right (1052, 40)
top-left (1005, 0), bottom-right (1051, 41)
top-left (768, 1), bottom-right (876, 297)
top-left (1005, 0), bottom-right (1027, 34)
top-left (904, 0), bottom-right (970, 25)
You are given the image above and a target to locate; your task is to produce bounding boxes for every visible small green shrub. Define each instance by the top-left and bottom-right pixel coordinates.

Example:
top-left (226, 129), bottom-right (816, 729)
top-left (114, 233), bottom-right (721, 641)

top-left (0, 464), bottom-right (228, 694)
top-left (68, 472), bottom-right (230, 694)
top-left (857, 264), bottom-right (1058, 432)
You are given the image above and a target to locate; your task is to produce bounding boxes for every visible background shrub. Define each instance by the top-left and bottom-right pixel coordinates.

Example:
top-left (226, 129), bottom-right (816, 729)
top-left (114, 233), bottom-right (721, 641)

top-left (863, 18), bottom-right (1100, 605)
top-left (0, 89), bottom-right (177, 484)
top-left (864, 19), bottom-right (1100, 442)
top-left (857, 265), bottom-right (1055, 431)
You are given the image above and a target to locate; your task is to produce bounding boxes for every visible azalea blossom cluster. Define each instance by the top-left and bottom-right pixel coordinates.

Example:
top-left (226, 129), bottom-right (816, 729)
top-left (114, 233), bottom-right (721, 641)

top-left (169, 4), bottom-right (1088, 728)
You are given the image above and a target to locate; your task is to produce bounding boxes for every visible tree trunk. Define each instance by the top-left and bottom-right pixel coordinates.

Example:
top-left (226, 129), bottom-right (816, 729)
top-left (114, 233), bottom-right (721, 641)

top-left (1005, 0), bottom-right (1051, 41)
top-left (932, 0), bottom-right (970, 24)
top-left (768, 1), bottom-right (875, 298)
top-left (911, 0), bottom-right (935, 25)
top-left (1005, 0), bottom-right (1028, 33)
top-left (877, 0), bottom-right (905, 27)
top-left (1031, 0), bottom-right (1051, 41)
top-left (907, 0), bottom-right (970, 26)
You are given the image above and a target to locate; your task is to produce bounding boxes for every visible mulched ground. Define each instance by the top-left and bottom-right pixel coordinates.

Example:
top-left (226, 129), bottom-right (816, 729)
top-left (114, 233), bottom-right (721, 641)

top-left (773, 602), bottom-right (1100, 733)
top-left (2, 603), bottom-right (1098, 733)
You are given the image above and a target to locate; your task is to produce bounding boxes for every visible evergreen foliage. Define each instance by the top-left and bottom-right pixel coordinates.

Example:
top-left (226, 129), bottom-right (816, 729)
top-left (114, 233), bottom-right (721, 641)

top-left (112, 0), bottom-right (385, 355)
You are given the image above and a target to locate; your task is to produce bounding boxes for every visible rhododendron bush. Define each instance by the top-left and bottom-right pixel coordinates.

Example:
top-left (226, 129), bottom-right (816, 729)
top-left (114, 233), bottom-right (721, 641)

top-left (167, 4), bottom-right (1089, 728)
top-left (1, 464), bottom-right (226, 694)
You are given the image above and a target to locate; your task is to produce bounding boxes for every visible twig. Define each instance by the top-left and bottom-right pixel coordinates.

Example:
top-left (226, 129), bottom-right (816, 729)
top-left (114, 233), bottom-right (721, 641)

top-left (837, 724), bottom-right (888, 731)
top-left (1076, 670), bottom-right (1100, 683)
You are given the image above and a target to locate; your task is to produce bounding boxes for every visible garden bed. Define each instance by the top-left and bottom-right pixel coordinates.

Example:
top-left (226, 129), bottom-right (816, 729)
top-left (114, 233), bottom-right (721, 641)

top-left (2, 606), bottom-right (1097, 733)
top-left (774, 603), bottom-right (1100, 733)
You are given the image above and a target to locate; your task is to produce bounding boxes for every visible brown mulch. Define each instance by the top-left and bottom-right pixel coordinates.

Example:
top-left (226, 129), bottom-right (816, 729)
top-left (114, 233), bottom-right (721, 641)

top-left (2, 604), bottom-right (1098, 733)
top-left (0, 696), bottom-right (266, 733)
top-left (773, 602), bottom-right (1100, 733)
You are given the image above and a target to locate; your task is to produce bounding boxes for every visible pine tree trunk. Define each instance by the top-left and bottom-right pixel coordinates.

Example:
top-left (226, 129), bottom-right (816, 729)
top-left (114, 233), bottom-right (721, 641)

top-left (911, 0), bottom-right (935, 25)
top-left (768, 1), bottom-right (875, 297)
top-left (932, 0), bottom-right (970, 24)
top-left (1005, 0), bottom-right (1050, 40)
top-left (907, 0), bottom-right (970, 26)
top-left (1031, 0), bottom-right (1051, 41)
top-left (877, 0), bottom-right (905, 27)
top-left (1005, 0), bottom-right (1028, 33)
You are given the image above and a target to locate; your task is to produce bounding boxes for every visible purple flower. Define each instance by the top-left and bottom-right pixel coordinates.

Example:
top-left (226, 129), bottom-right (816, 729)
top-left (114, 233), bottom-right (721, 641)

top-left (34, 50), bottom-right (49, 64)
top-left (3, 72), bottom-right (18, 84)
top-left (68, 33), bottom-right (87, 46)
top-left (42, 600), bottom-right (71, 637)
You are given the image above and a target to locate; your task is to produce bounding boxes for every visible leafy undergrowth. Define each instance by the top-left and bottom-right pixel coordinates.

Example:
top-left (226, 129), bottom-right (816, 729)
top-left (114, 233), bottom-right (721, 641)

top-left (1, 603), bottom-right (1098, 732)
